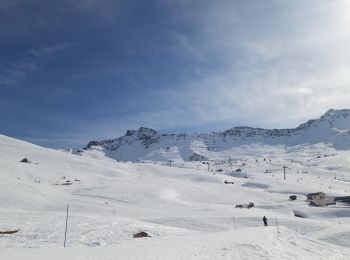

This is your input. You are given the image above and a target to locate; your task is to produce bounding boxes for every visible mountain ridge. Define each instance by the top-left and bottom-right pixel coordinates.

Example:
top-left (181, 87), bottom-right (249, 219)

top-left (82, 109), bottom-right (350, 161)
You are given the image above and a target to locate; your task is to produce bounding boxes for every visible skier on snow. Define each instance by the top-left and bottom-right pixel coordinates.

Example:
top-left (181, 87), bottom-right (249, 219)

top-left (263, 216), bottom-right (268, 226)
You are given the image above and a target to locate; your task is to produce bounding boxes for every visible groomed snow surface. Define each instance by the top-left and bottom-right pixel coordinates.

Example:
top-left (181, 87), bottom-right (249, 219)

top-left (1, 134), bottom-right (350, 259)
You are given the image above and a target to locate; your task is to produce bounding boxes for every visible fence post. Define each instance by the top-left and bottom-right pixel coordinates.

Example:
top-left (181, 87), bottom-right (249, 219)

top-left (64, 205), bottom-right (69, 248)
top-left (275, 217), bottom-right (279, 238)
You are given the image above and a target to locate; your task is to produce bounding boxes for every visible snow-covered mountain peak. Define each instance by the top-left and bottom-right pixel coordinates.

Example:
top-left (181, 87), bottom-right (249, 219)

top-left (294, 109), bottom-right (350, 131)
top-left (125, 127), bottom-right (158, 137)
top-left (82, 109), bottom-right (350, 161)
top-left (324, 108), bottom-right (350, 118)
top-left (135, 127), bottom-right (158, 137)
top-left (319, 109), bottom-right (350, 129)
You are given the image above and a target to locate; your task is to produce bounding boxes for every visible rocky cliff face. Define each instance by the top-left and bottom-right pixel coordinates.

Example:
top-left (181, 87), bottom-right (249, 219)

top-left (82, 109), bottom-right (350, 161)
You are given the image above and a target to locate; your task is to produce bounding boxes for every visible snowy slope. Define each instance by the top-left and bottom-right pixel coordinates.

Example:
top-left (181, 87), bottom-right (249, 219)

top-left (1, 133), bottom-right (350, 259)
top-left (82, 109), bottom-right (350, 162)
top-left (3, 227), bottom-right (349, 260)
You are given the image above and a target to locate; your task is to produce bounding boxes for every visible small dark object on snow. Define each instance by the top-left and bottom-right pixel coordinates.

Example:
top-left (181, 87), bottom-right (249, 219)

top-left (236, 202), bottom-right (254, 209)
top-left (289, 195), bottom-right (297, 201)
top-left (133, 231), bottom-right (150, 238)
top-left (263, 216), bottom-right (268, 226)
top-left (0, 229), bottom-right (19, 234)
top-left (20, 158), bottom-right (30, 163)
top-left (235, 169), bottom-right (242, 172)
top-left (294, 213), bottom-right (305, 218)
top-left (62, 182), bottom-right (72, 186)
top-left (247, 202), bottom-right (254, 208)
top-left (335, 196), bottom-right (350, 205)
top-left (224, 180), bottom-right (234, 184)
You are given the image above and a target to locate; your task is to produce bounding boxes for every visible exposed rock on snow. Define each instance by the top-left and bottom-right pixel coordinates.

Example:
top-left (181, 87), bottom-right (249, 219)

top-left (132, 231), bottom-right (150, 238)
top-left (189, 152), bottom-right (209, 161)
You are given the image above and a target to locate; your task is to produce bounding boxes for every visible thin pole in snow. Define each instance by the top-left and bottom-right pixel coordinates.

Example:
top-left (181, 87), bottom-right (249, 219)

top-left (283, 166), bottom-right (287, 180)
top-left (64, 205), bottom-right (69, 248)
top-left (275, 217), bottom-right (280, 238)
top-left (233, 216), bottom-right (237, 229)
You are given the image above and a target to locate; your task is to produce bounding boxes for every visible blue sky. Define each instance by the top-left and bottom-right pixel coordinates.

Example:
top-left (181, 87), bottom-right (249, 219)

top-left (1, 0), bottom-right (350, 148)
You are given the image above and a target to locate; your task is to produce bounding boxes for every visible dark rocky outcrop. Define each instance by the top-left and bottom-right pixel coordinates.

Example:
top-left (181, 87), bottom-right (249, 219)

top-left (133, 231), bottom-right (150, 238)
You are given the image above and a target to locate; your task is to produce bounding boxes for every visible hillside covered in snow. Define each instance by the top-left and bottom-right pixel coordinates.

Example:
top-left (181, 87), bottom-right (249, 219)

top-left (1, 128), bottom-right (350, 259)
top-left (82, 109), bottom-right (350, 162)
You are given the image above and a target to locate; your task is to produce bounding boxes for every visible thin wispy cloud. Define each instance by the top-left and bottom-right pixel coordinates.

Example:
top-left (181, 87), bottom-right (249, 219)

top-left (0, 43), bottom-right (76, 88)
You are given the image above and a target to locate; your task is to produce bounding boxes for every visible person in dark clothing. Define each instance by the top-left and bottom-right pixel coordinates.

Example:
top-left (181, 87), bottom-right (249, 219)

top-left (263, 216), bottom-right (267, 226)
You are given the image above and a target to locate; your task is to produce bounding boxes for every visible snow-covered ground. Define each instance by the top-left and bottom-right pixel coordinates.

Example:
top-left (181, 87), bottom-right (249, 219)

top-left (1, 134), bottom-right (350, 259)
